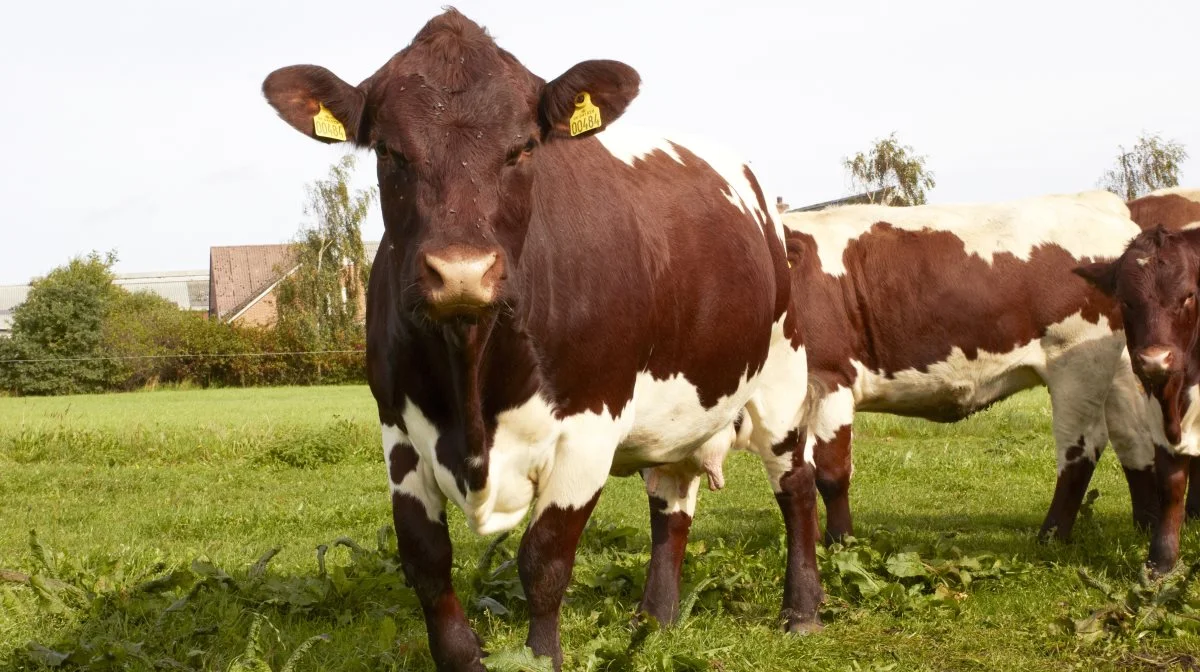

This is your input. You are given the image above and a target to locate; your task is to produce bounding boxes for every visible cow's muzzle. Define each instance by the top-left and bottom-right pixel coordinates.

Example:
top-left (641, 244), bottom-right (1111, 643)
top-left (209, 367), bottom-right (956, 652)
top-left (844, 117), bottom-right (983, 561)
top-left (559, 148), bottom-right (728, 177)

top-left (1138, 345), bottom-right (1178, 382)
top-left (421, 246), bottom-right (504, 318)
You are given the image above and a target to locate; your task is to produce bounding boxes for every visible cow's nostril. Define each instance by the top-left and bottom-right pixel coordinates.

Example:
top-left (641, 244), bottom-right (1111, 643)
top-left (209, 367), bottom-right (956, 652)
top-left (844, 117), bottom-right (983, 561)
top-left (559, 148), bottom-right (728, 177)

top-left (423, 254), bottom-right (446, 290)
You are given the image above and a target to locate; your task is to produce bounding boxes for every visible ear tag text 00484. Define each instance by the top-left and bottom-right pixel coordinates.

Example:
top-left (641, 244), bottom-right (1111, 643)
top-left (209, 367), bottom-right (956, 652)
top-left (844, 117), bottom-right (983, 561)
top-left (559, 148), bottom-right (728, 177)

top-left (569, 92), bottom-right (602, 137)
top-left (313, 103), bottom-right (347, 142)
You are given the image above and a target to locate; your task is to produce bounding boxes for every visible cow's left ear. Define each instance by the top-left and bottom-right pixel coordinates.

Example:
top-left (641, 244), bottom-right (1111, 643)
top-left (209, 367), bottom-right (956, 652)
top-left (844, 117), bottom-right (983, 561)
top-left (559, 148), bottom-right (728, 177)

top-left (1074, 260), bottom-right (1118, 296)
top-left (539, 60), bottom-right (640, 139)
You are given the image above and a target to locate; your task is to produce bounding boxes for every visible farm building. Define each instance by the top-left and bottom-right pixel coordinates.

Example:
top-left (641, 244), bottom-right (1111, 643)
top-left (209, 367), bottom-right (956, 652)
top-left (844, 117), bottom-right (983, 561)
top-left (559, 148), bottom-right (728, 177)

top-left (208, 241), bottom-right (380, 327)
top-left (776, 187), bottom-right (897, 214)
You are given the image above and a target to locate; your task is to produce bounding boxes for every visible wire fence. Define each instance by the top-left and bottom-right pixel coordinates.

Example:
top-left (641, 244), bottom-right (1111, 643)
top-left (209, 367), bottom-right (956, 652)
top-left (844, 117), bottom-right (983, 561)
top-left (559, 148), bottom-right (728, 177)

top-left (0, 350), bottom-right (365, 364)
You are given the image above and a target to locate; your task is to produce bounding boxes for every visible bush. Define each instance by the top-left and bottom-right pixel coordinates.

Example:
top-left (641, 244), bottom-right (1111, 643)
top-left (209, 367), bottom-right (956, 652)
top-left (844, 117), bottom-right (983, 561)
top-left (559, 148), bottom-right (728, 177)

top-left (0, 253), bottom-right (124, 395)
top-left (0, 255), bottom-right (367, 397)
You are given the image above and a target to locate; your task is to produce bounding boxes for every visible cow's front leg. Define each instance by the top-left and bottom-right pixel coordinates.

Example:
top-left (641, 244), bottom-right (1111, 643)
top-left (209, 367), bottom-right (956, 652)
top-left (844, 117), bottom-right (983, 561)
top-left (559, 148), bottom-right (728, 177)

top-left (518, 492), bottom-right (602, 670)
top-left (1150, 445), bottom-right (1190, 574)
top-left (518, 423), bottom-right (618, 670)
top-left (761, 429), bottom-right (824, 633)
top-left (639, 466), bottom-right (702, 625)
top-left (385, 428), bottom-right (483, 671)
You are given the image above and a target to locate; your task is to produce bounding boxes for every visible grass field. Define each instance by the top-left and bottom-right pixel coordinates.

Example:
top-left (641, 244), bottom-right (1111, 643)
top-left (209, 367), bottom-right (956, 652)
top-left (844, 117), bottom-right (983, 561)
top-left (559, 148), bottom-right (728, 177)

top-left (3, 386), bottom-right (1200, 671)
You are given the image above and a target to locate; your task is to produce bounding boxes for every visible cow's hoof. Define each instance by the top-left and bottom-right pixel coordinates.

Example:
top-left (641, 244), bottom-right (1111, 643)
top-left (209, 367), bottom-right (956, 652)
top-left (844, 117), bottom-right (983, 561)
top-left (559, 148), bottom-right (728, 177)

top-left (785, 620), bottom-right (823, 635)
top-left (781, 609), bottom-right (822, 635)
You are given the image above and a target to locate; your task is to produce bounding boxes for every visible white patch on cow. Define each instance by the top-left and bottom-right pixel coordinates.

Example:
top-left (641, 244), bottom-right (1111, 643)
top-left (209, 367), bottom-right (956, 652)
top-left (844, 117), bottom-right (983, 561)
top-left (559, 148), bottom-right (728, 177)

top-left (782, 190), bottom-right (1137, 277)
top-left (1103, 352), bottom-right (1156, 471)
top-left (381, 423), bottom-right (444, 523)
top-left (595, 125), bottom-right (783, 241)
top-left (733, 318), bottom-right (813, 490)
top-left (849, 312), bottom-right (1120, 421)
top-left (1146, 385), bottom-right (1200, 458)
top-left (400, 403), bottom-right (471, 517)
top-left (532, 405), bottom-right (630, 520)
top-left (468, 394), bottom-right (559, 534)
top-left (1147, 186), bottom-right (1200, 201)
top-left (644, 467), bottom-right (703, 516)
top-left (809, 387), bottom-right (855, 443)
top-left (1137, 256), bottom-right (1152, 267)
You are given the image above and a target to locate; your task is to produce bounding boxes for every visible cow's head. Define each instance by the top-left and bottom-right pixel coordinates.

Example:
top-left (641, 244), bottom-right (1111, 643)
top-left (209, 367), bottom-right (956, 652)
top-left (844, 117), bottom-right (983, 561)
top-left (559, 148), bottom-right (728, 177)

top-left (1075, 226), bottom-right (1200, 444)
top-left (262, 9), bottom-right (639, 321)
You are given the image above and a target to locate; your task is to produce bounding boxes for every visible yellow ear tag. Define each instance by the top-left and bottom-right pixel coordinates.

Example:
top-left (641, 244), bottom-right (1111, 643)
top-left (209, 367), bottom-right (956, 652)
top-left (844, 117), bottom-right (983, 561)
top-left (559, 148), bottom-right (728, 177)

top-left (313, 103), bottom-right (347, 142)
top-left (569, 92), bottom-right (602, 137)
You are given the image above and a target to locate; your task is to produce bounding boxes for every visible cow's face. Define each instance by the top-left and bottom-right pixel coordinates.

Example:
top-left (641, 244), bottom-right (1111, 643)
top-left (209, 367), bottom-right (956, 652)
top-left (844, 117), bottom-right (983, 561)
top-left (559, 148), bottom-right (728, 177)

top-left (1076, 227), bottom-right (1200, 444)
top-left (262, 10), bottom-right (639, 321)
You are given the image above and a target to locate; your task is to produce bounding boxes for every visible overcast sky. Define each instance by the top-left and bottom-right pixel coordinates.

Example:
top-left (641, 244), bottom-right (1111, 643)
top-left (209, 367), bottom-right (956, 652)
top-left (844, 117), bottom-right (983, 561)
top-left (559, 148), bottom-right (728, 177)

top-left (1, 0), bottom-right (1195, 283)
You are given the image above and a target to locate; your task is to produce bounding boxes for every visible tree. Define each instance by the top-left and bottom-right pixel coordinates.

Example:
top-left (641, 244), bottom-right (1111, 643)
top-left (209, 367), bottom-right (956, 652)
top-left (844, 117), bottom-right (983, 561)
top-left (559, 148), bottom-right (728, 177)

top-left (276, 155), bottom-right (378, 348)
top-left (1098, 133), bottom-right (1188, 201)
top-left (843, 132), bottom-right (936, 206)
top-left (0, 252), bottom-right (124, 395)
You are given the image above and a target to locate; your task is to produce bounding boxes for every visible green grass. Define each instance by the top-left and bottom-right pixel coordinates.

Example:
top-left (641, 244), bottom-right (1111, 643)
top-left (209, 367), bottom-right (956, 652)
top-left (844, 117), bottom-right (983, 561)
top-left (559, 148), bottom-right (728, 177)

top-left (2, 386), bottom-right (1200, 670)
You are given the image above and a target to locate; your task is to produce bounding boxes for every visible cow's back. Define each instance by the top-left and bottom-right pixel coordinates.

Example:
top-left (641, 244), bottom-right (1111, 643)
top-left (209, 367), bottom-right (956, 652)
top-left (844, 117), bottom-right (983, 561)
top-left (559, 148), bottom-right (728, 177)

top-left (1128, 187), bottom-right (1200, 231)
top-left (783, 191), bottom-right (1134, 419)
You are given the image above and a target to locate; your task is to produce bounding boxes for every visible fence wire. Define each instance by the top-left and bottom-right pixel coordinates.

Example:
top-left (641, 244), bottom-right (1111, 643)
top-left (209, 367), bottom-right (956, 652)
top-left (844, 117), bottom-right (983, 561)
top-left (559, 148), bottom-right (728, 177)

top-left (0, 350), bottom-right (364, 364)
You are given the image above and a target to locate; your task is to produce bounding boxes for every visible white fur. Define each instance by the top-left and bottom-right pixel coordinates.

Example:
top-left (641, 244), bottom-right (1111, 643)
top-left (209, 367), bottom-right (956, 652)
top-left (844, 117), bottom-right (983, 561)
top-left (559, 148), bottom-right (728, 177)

top-left (382, 423), bottom-right (445, 523)
top-left (781, 191), bottom-right (1136, 277)
top-left (1147, 385), bottom-right (1200, 458)
top-left (1147, 186), bottom-right (1200, 201)
top-left (850, 312), bottom-right (1114, 415)
top-left (1101, 351), bottom-right (1156, 471)
top-left (737, 319), bottom-right (812, 491)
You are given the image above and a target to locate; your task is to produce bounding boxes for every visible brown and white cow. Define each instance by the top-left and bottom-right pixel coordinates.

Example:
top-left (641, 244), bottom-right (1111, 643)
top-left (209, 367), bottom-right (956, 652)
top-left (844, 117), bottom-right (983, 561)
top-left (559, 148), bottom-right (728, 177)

top-left (1076, 187), bottom-right (1200, 572)
top-left (262, 10), bottom-right (817, 670)
top-left (774, 192), bottom-right (1158, 544)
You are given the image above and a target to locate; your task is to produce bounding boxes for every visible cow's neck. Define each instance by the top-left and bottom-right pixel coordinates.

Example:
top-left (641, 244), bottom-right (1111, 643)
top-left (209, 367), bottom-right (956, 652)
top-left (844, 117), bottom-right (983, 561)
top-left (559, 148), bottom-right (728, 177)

top-left (446, 317), bottom-right (496, 492)
top-left (409, 310), bottom-right (542, 490)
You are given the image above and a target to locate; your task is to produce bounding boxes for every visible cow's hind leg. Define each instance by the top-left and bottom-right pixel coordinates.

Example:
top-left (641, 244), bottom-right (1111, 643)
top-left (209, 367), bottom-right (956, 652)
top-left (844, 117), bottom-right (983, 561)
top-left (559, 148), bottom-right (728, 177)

top-left (810, 389), bottom-right (856, 544)
top-left (1040, 347), bottom-right (1115, 542)
top-left (1104, 360), bottom-right (1159, 530)
top-left (384, 425), bottom-right (484, 672)
top-left (639, 466), bottom-right (702, 625)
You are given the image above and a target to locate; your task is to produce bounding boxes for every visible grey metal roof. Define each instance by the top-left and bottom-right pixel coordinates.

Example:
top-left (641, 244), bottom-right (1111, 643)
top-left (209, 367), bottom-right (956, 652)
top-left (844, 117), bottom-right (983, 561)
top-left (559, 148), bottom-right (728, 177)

top-left (114, 271), bottom-right (208, 311)
top-left (0, 285), bottom-right (31, 312)
top-left (786, 187), bottom-right (897, 213)
top-left (0, 285), bottom-right (30, 334)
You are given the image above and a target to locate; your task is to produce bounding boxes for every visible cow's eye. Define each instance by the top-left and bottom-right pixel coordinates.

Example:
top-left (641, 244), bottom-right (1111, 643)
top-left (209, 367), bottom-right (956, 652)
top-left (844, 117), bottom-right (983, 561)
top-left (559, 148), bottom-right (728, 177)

top-left (375, 142), bottom-right (408, 168)
top-left (505, 138), bottom-right (537, 166)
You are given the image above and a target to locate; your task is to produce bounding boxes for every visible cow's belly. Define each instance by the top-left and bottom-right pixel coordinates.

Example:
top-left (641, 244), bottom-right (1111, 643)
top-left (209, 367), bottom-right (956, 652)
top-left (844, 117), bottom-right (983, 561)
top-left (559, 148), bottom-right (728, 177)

top-left (611, 370), bottom-right (756, 474)
top-left (851, 343), bottom-right (1046, 422)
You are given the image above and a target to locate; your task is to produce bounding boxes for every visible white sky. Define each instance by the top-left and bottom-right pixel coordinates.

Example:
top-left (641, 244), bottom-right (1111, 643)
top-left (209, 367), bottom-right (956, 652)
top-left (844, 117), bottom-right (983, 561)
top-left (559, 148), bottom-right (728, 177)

top-left (1, 0), bottom-right (1196, 283)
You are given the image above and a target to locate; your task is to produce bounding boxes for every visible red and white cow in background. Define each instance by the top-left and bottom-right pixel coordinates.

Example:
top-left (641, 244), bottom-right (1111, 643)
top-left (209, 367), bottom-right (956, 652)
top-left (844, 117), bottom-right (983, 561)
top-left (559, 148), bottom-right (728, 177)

top-left (770, 192), bottom-right (1159, 544)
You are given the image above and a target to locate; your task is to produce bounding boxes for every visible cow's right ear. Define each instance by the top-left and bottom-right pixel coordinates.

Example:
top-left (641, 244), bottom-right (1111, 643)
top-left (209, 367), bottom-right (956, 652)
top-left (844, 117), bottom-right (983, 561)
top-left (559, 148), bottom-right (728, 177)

top-left (1073, 260), bottom-right (1118, 296)
top-left (262, 65), bottom-right (366, 145)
